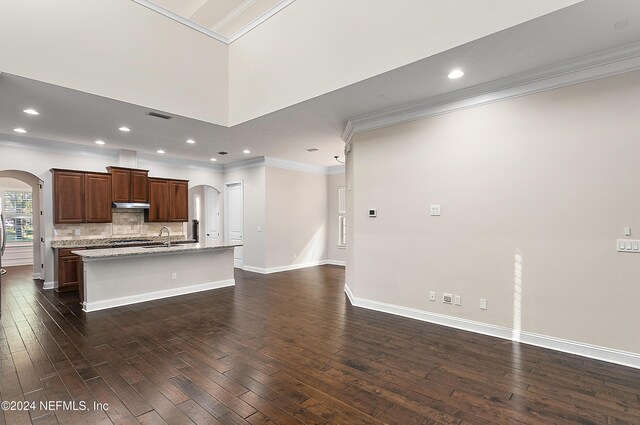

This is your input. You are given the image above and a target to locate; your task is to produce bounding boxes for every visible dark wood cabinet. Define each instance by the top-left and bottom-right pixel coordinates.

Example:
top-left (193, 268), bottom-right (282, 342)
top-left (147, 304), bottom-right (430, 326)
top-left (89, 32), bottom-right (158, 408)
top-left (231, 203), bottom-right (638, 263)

top-left (84, 173), bottom-right (112, 222)
top-left (145, 178), bottom-right (188, 222)
top-left (146, 178), bottom-right (170, 222)
top-left (107, 167), bottom-right (149, 203)
top-left (55, 248), bottom-right (85, 292)
top-left (53, 170), bottom-right (84, 223)
top-left (169, 180), bottom-right (188, 222)
top-left (53, 170), bottom-right (112, 224)
top-left (131, 170), bottom-right (149, 202)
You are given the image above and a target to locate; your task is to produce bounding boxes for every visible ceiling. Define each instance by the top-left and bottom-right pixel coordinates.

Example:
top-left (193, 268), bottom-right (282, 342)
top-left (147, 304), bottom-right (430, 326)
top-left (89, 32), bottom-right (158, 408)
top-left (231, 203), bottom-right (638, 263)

top-left (138, 0), bottom-right (289, 40)
top-left (1, 0), bottom-right (640, 167)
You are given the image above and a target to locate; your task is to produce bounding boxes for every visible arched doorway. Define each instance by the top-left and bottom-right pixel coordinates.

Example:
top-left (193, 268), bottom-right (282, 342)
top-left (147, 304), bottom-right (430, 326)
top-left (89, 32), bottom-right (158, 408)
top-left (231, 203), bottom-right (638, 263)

top-left (188, 185), bottom-right (221, 244)
top-left (0, 170), bottom-right (44, 281)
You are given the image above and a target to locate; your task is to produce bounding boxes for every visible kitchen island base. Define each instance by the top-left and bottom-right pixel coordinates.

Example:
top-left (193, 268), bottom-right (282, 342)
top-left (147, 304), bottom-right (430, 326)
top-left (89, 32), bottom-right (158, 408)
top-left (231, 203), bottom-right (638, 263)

top-left (76, 245), bottom-right (236, 312)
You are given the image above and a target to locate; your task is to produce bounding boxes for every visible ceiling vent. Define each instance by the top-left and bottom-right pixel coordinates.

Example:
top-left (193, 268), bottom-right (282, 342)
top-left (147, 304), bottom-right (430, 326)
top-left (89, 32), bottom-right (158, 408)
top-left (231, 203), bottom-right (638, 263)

top-left (148, 112), bottom-right (172, 120)
top-left (306, 148), bottom-right (318, 152)
top-left (218, 151), bottom-right (228, 155)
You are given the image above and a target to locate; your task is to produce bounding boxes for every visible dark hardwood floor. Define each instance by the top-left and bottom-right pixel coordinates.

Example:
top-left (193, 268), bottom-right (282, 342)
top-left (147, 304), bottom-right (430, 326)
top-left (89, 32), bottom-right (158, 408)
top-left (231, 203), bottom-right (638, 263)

top-left (1, 265), bottom-right (639, 424)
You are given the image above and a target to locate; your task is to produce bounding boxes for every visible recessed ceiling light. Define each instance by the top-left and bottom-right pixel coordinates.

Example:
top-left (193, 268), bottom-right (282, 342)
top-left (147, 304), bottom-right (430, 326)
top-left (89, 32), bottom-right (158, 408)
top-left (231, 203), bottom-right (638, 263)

top-left (13, 128), bottom-right (27, 133)
top-left (119, 126), bottom-right (131, 132)
top-left (448, 69), bottom-right (464, 79)
top-left (23, 109), bottom-right (39, 115)
top-left (210, 158), bottom-right (217, 162)
top-left (95, 140), bottom-right (105, 145)
top-left (243, 149), bottom-right (251, 154)
top-left (186, 139), bottom-right (196, 144)
top-left (156, 149), bottom-right (165, 154)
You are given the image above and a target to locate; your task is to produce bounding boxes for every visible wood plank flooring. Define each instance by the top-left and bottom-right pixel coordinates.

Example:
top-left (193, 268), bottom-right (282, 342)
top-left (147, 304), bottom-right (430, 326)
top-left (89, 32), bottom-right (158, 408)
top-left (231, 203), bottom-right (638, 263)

top-left (1, 264), bottom-right (639, 424)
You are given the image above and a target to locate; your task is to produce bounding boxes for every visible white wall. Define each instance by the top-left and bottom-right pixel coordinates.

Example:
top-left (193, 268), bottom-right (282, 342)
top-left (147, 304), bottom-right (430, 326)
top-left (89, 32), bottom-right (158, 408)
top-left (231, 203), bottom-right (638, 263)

top-left (347, 70), bottom-right (640, 357)
top-left (327, 172), bottom-right (346, 265)
top-left (0, 0), bottom-right (228, 125)
top-left (224, 164), bottom-right (266, 269)
top-left (264, 167), bottom-right (328, 270)
top-left (228, 0), bottom-right (580, 124)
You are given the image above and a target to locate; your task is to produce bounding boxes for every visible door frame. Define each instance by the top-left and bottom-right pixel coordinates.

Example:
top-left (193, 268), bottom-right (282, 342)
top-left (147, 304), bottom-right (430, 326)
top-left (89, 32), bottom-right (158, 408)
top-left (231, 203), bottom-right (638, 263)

top-left (224, 180), bottom-right (244, 268)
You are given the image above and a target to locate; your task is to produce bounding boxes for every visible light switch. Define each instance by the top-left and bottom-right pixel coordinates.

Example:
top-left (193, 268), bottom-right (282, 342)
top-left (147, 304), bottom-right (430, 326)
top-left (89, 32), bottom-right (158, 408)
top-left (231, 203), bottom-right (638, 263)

top-left (430, 205), bottom-right (441, 216)
top-left (617, 239), bottom-right (640, 253)
top-left (624, 227), bottom-right (632, 236)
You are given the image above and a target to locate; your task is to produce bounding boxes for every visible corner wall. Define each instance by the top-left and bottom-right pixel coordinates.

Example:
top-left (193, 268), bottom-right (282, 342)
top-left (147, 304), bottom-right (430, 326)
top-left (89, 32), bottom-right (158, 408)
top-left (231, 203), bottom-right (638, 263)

top-left (264, 167), bottom-right (328, 271)
top-left (347, 70), bottom-right (640, 363)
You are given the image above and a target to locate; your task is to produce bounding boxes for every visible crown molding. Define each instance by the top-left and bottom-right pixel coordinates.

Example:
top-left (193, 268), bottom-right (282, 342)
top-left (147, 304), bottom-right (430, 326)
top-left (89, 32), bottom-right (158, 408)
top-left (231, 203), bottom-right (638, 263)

top-left (226, 0), bottom-right (296, 43)
top-left (342, 41), bottom-right (640, 142)
top-left (223, 157), bottom-right (266, 171)
top-left (131, 0), bottom-right (296, 45)
top-left (0, 133), bottom-right (119, 160)
top-left (264, 157), bottom-right (334, 174)
top-left (327, 165), bottom-right (345, 175)
top-left (131, 0), bottom-right (229, 44)
top-left (211, 0), bottom-right (259, 32)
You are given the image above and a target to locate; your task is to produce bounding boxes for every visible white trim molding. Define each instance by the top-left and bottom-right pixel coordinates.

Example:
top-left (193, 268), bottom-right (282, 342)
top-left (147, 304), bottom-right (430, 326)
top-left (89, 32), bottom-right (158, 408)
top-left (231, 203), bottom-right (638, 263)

top-left (244, 260), bottom-right (330, 274)
top-left (131, 0), bottom-right (296, 45)
top-left (83, 278), bottom-right (235, 312)
top-left (327, 260), bottom-right (346, 266)
top-left (345, 289), bottom-right (640, 370)
top-left (43, 281), bottom-right (54, 290)
top-left (343, 41), bottom-right (640, 142)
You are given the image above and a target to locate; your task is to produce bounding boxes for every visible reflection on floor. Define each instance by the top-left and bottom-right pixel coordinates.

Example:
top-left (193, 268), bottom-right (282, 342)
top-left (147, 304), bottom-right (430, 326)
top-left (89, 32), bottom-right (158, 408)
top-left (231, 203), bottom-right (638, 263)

top-left (1, 264), bottom-right (639, 424)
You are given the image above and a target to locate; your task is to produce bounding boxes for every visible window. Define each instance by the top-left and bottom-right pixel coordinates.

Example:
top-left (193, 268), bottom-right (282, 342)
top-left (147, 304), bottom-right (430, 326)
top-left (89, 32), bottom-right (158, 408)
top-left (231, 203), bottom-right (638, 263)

top-left (338, 186), bottom-right (346, 247)
top-left (2, 191), bottom-right (33, 243)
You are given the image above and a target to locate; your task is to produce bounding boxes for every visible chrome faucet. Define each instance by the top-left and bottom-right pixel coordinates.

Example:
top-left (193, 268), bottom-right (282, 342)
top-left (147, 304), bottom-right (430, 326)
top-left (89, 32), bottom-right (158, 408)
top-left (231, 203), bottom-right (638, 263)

top-left (159, 226), bottom-right (171, 247)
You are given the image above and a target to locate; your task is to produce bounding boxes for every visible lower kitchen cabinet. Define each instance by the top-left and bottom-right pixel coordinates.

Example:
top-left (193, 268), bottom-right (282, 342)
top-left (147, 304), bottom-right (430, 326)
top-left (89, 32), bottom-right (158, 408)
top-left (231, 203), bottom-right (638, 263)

top-left (55, 248), bottom-right (85, 292)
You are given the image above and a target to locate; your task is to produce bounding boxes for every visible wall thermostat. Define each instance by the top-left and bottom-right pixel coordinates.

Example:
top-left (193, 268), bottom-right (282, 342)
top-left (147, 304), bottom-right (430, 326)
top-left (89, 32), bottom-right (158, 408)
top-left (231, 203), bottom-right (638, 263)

top-left (368, 209), bottom-right (377, 217)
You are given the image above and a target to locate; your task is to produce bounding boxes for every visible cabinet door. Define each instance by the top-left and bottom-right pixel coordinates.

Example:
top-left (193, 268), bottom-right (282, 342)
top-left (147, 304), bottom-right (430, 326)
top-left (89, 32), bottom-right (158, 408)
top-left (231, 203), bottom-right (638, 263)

top-left (110, 168), bottom-right (131, 202)
top-left (53, 170), bottom-right (84, 223)
top-left (130, 170), bottom-right (149, 202)
top-left (169, 180), bottom-right (188, 222)
top-left (147, 179), bottom-right (169, 222)
top-left (58, 255), bottom-right (81, 291)
top-left (84, 173), bottom-right (112, 223)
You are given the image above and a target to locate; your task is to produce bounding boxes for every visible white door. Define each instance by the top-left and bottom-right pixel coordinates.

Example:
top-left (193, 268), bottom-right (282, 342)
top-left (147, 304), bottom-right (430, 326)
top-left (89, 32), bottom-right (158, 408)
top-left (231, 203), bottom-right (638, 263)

top-left (205, 187), bottom-right (219, 244)
top-left (226, 182), bottom-right (243, 268)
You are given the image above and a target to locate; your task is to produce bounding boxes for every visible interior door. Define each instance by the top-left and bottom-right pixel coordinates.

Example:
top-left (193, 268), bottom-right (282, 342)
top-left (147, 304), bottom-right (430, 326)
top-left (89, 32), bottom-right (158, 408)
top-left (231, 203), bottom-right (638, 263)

top-left (227, 183), bottom-right (243, 268)
top-left (206, 187), bottom-right (219, 244)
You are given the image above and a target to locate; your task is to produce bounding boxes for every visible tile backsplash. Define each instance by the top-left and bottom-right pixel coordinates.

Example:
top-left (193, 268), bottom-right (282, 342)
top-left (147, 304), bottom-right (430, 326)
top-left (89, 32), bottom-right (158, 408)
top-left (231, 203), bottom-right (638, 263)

top-left (53, 209), bottom-right (184, 240)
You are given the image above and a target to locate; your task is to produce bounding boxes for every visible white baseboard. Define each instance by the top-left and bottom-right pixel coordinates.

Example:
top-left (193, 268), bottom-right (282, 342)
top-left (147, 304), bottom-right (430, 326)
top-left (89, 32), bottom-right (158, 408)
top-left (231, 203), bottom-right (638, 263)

top-left (327, 260), bottom-right (346, 266)
top-left (43, 281), bottom-right (55, 290)
top-left (83, 279), bottom-right (235, 312)
top-left (33, 273), bottom-right (44, 280)
top-left (244, 260), bottom-right (331, 274)
top-left (345, 288), bottom-right (640, 370)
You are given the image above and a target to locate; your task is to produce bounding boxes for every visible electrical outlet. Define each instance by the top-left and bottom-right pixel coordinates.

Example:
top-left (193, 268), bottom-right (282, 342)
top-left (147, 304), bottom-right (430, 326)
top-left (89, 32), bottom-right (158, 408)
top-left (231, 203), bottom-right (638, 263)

top-left (454, 295), bottom-right (461, 306)
top-left (429, 291), bottom-right (436, 301)
top-left (480, 299), bottom-right (487, 310)
top-left (172, 273), bottom-right (177, 280)
top-left (430, 205), bottom-right (441, 216)
top-left (443, 293), bottom-right (453, 304)
top-left (74, 228), bottom-right (81, 236)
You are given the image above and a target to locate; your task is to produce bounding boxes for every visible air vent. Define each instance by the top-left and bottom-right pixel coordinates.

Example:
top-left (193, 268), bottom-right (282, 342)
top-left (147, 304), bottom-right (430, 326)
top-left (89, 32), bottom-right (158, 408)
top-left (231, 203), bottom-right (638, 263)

top-left (218, 151), bottom-right (228, 155)
top-left (148, 112), bottom-right (172, 120)
top-left (306, 148), bottom-right (318, 152)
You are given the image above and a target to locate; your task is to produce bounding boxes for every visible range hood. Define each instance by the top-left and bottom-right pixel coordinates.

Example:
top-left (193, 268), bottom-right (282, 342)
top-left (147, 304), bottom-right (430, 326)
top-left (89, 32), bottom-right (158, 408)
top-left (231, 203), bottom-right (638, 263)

top-left (112, 202), bottom-right (150, 209)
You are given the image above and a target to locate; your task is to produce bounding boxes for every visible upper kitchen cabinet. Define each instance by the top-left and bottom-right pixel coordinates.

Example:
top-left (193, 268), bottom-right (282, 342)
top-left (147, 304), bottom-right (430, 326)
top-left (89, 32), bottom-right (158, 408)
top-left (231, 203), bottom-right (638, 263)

top-left (52, 169), bottom-right (112, 224)
top-left (107, 166), bottom-right (149, 203)
top-left (53, 170), bottom-right (84, 223)
top-left (169, 180), bottom-right (188, 222)
top-left (145, 178), bottom-right (188, 222)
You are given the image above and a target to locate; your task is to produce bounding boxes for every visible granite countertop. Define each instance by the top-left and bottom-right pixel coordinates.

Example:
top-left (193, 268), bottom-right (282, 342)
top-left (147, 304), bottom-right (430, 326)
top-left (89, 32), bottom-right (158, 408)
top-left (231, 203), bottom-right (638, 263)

top-left (51, 236), bottom-right (194, 249)
top-left (72, 242), bottom-right (242, 259)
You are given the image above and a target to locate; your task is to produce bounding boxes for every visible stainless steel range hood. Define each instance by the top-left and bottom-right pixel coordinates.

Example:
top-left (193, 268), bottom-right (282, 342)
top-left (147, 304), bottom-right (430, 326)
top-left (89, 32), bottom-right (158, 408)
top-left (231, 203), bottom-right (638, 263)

top-left (112, 202), bottom-right (150, 209)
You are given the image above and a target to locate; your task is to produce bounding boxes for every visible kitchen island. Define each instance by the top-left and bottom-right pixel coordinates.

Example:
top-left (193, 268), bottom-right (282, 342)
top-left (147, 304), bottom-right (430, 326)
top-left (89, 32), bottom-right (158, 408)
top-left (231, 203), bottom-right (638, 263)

top-left (73, 242), bottom-right (241, 312)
